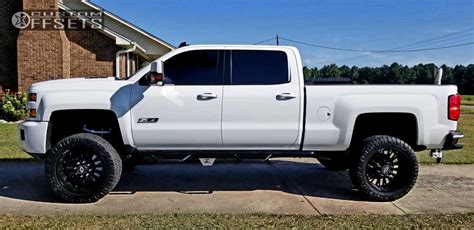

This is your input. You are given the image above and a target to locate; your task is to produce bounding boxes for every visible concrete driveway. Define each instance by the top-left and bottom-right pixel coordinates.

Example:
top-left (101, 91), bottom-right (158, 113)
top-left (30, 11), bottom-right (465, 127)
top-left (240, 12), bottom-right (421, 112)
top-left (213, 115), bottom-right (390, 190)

top-left (0, 158), bottom-right (473, 215)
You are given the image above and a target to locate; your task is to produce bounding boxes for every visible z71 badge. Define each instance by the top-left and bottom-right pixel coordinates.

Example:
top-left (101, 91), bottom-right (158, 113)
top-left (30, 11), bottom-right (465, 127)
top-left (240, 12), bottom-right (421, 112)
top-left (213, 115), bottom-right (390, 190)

top-left (138, 118), bottom-right (159, 123)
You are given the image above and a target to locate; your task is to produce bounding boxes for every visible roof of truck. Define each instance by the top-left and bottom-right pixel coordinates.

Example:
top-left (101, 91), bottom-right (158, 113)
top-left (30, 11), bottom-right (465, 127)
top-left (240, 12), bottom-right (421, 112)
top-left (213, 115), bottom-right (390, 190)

top-left (177, 44), bottom-right (297, 49)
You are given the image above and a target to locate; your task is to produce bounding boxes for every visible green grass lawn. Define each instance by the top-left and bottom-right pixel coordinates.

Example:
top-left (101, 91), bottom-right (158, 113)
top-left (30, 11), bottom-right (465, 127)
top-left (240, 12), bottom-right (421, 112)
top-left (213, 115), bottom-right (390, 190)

top-left (1, 113), bottom-right (473, 164)
top-left (417, 113), bottom-right (474, 164)
top-left (462, 95), bottom-right (474, 106)
top-left (0, 123), bottom-right (31, 160)
top-left (0, 213), bottom-right (472, 228)
top-left (462, 108), bottom-right (474, 114)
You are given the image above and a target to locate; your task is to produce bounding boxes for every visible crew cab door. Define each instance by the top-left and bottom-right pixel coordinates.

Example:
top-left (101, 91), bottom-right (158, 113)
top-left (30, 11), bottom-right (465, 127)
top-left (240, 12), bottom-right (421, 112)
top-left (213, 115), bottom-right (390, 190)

top-left (222, 50), bottom-right (302, 148)
top-left (130, 50), bottom-right (224, 149)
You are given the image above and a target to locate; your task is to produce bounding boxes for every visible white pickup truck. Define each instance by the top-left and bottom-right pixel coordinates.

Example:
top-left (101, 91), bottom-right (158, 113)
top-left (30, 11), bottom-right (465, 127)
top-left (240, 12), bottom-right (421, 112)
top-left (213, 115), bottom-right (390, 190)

top-left (19, 45), bottom-right (464, 203)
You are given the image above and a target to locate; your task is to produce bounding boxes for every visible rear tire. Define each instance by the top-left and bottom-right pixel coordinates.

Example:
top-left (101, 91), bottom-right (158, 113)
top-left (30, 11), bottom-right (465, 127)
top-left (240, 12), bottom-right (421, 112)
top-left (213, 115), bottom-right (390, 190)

top-left (349, 135), bottom-right (418, 201)
top-left (45, 133), bottom-right (122, 203)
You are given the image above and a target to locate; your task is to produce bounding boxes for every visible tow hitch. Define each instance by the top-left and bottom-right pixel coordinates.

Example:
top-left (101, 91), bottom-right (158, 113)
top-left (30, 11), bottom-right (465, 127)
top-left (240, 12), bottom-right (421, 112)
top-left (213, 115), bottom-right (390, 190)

top-left (430, 149), bottom-right (443, 164)
top-left (431, 131), bottom-right (464, 163)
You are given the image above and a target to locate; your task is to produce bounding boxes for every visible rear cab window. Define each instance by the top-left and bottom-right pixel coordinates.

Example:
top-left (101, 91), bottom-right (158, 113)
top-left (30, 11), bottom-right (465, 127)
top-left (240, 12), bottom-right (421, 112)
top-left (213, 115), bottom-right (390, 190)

top-left (230, 50), bottom-right (289, 85)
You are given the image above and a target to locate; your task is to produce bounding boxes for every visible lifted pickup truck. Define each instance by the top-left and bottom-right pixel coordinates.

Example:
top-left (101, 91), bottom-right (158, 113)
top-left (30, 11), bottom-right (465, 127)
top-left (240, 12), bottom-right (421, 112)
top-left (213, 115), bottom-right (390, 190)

top-left (19, 45), bottom-right (464, 203)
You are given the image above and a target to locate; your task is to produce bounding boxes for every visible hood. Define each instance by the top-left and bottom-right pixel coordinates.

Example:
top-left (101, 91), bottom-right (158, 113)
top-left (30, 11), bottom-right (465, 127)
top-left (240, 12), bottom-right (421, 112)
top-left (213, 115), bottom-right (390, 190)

top-left (29, 77), bottom-right (132, 93)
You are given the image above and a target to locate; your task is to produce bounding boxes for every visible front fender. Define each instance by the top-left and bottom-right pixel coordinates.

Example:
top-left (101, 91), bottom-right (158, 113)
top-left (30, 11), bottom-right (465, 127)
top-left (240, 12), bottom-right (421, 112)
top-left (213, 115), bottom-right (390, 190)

top-left (37, 85), bottom-right (135, 146)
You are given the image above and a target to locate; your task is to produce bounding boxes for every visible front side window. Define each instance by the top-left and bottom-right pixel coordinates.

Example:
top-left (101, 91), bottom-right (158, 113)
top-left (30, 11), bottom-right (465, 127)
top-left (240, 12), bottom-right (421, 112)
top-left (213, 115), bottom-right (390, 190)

top-left (164, 50), bottom-right (221, 85)
top-left (231, 50), bottom-right (289, 85)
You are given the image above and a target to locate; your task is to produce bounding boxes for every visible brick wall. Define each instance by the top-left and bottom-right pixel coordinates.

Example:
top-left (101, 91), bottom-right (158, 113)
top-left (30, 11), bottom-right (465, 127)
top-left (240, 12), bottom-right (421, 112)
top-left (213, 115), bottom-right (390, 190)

top-left (17, 29), bottom-right (72, 91)
top-left (15, 0), bottom-right (131, 92)
top-left (66, 28), bottom-right (121, 78)
top-left (17, 0), bottom-right (68, 91)
top-left (0, 0), bottom-right (22, 91)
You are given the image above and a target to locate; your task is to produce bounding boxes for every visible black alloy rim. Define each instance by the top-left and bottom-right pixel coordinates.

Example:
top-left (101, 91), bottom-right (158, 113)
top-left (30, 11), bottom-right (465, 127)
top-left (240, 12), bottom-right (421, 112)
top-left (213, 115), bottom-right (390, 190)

top-left (365, 148), bottom-right (407, 192)
top-left (56, 148), bottom-right (106, 194)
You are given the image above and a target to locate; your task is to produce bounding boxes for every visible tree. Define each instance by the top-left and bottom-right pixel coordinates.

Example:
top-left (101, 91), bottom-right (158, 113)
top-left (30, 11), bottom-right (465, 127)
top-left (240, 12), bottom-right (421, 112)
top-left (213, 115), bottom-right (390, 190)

top-left (466, 64), bottom-right (474, 95)
top-left (357, 67), bottom-right (374, 84)
top-left (374, 65), bottom-right (389, 84)
top-left (400, 65), bottom-right (416, 84)
top-left (301, 63), bottom-right (473, 94)
top-left (311, 67), bottom-right (320, 78)
top-left (339, 65), bottom-right (351, 78)
top-left (320, 64), bottom-right (340, 78)
top-left (413, 64), bottom-right (432, 84)
top-left (440, 64), bottom-right (454, 85)
top-left (350, 66), bottom-right (359, 82)
top-left (453, 65), bottom-right (468, 94)
top-left (388, 62), bottom-right (402, 84)
top-left (303, 66), bottom-right (312, 81)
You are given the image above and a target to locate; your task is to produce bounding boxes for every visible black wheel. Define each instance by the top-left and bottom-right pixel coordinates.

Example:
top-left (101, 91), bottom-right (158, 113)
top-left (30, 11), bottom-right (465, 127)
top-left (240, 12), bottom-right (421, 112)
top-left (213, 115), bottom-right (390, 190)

top-left (349, 135), bottom-right (418, 201)
top-left (45, 133), bottom-right (122, 203)
top-left (317, 156), bottom-right (349, 171)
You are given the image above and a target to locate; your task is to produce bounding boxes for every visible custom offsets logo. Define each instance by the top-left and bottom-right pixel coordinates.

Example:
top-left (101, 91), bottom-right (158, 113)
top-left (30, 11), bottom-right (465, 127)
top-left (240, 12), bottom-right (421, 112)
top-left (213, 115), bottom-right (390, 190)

top-left (11, 11), bottom-right (104, 30)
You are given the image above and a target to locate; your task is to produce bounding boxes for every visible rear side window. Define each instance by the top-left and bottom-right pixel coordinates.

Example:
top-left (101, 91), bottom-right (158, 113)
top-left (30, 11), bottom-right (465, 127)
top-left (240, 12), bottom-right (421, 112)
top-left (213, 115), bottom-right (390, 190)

top-left (164, 50), bottom-right (221, 85)
top-left (231, 50), bottom-right (289, 85)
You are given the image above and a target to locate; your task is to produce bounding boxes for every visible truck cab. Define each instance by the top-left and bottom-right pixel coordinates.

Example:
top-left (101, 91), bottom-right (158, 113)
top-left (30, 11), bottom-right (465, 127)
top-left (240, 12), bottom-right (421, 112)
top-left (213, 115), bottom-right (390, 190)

top-left (130, 46), bottom-right (304, 150)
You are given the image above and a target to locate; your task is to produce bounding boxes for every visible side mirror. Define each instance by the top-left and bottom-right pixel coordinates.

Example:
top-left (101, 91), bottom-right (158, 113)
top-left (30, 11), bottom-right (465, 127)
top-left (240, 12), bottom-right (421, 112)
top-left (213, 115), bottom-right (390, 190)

top-left (150, 61), bottom-right (163, 74)
top-left (149, 61), bottom-right (165, 86)
top-left (147, 72), bottom-right (164, 86)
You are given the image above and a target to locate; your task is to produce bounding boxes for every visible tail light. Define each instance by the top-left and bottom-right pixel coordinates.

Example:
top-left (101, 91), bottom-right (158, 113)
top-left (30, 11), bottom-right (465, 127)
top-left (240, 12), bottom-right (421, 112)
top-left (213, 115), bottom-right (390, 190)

top-left (448, 94), bottom-right (461, 121)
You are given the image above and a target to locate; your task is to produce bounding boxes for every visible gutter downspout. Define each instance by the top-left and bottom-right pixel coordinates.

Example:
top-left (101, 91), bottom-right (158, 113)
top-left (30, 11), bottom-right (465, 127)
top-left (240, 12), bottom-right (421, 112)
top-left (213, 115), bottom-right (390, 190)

top-left (115, 44), bottom-right (136, 78)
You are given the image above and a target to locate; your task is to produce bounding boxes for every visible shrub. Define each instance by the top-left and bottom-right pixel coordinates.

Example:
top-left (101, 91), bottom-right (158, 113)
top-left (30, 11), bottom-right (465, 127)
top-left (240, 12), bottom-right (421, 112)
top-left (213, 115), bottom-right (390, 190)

top-left (0, 91), bottom-right (28, 121)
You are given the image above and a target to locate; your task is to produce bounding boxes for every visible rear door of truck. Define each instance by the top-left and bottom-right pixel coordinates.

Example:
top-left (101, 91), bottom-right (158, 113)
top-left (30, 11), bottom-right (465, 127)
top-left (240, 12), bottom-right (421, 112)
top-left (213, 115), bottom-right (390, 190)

top-left (221, 49), bottom-right (301, 148)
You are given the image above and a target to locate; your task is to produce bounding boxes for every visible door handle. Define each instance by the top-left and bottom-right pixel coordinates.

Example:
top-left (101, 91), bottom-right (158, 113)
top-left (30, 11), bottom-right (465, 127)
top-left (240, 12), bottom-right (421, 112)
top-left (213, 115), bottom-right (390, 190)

top-left (197, 93), bottom-right (219, 100)
top-left (276, 93), bottom-right (297, 100)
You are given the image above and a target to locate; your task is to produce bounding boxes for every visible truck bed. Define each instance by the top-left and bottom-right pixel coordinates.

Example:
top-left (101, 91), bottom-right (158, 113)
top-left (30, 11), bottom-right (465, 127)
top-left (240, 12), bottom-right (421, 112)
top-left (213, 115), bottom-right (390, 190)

top-left (303, 85), bottom-right (458, 151)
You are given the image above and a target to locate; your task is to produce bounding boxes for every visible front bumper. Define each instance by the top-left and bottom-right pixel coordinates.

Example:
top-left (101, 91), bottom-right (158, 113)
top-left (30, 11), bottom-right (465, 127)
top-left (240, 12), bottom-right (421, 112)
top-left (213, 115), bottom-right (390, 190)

top-left (18, 121), bottom-right (49, 154)
top-left (443, 131), bottom-right (464, 150)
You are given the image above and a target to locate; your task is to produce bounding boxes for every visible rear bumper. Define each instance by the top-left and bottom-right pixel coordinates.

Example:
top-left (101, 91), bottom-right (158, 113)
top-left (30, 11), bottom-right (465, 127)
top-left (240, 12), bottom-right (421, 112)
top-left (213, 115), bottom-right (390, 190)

top-left (443, 131), bottom-right (464, 150)
top-left (18, 121), bottom-right (49, 154)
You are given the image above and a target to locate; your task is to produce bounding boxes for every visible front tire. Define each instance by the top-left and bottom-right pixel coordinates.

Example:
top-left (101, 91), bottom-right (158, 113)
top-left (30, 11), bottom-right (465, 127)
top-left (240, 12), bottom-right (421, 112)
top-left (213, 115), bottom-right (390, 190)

top-left (45, 133), bottom-right (122, 203)
top-left (349, 135), bottom-right (418, 201)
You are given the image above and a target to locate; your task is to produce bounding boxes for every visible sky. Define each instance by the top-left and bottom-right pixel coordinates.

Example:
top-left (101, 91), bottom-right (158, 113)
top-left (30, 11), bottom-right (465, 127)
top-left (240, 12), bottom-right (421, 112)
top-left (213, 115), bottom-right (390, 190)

top-left (93, 0), bottom-right (473, 67)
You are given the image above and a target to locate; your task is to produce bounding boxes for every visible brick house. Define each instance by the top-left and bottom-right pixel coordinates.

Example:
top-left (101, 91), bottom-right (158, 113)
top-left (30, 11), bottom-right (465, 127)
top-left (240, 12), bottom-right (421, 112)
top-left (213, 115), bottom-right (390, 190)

top-left (1, 0), bottom-right (174, 92)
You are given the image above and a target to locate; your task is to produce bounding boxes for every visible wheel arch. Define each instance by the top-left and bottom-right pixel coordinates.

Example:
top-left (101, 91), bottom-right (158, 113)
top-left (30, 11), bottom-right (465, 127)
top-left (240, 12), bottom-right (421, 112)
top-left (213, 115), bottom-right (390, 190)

top-left (349, 112), bottom-right (423, 151)
top-left (47, 109), bottom-right (125, 151)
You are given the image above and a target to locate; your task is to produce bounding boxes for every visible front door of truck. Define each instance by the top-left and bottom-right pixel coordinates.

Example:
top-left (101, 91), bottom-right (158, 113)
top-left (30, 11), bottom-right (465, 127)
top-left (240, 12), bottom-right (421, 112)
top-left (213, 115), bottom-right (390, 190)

top-left (130, 50), bottom-right (224, 149)
top-left (222, 50), bottom-right (301, 148)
